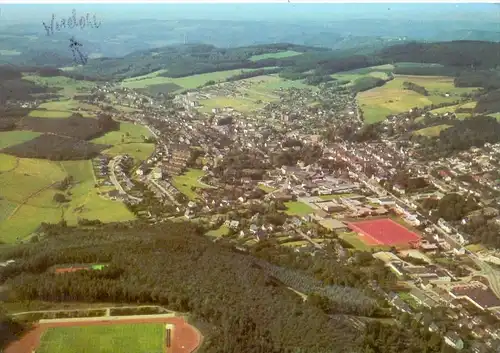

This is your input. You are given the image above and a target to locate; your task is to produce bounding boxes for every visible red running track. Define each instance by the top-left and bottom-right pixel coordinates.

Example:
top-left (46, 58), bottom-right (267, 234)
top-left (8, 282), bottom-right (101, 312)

top-left (5, 316), bottom-right (201, 353)
top-left (348, 218), bottom-right (421, 246)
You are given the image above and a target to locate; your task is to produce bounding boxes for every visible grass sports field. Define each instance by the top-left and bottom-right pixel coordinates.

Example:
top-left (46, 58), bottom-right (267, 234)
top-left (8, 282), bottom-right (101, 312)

top-left (37, 324), bottom-right (165, 353)
top-left (284, 201), bottom-right (314, 216)
top-left (358, 75), bottom-right (479, 123)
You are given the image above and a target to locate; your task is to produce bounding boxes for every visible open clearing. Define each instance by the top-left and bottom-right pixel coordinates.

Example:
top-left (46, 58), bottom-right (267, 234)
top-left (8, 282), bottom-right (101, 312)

top-left (249, 50), bottom-right (303, 61)
top-left (0, 131), bottom-right (41, 149)
top-left (413, 124), bottom-right (452, 137)
top-left (172, 168), bottom-right (210, 200)
top-left (284, 201), bottom-right (314, 216)
top-left (357, 75), bottom-right (479, 123)
top-left (206, 224), bottom-right (230, 238)
top-left (37, 324), bottom-right (164, 353)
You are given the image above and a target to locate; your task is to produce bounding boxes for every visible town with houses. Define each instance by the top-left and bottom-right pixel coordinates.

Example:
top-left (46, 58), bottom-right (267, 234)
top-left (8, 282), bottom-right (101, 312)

top-left (9, 77), bottom-right (500, 353)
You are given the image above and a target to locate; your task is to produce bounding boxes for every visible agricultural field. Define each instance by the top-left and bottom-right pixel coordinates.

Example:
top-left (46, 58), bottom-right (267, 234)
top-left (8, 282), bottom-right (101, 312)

top-left (102, 143), bottom-right (155, 165)
top-left (357, 75), bottom-right (479, 123)
top-left (172, 168), bottom-right (211, 200)
top-left (284, 201), bottom-right (314, 216)
top-left (198, 74), bottom-right (315, 113)
top-left (0, 131), bottom-right (41, 149)
top-left (0, 152), bottom-right (18, 170)
top-left (121, 68), bottom-right (271, 93)
top-left (332, 65), bottom-right (393, 84)
top-left (22, 74), bottom-right (95, 98)
top-left (413, 124), bottom-right (452, 137)
top-left (59, 160), bottom-right (135, 225)
top-left (91, 122), bottom-right (155, 164)
top-left (0, 157), bottom-right (135, 243)
top-left (249, 50), bottom-right (303, 61)
top-left (36, 324), bottom-right (165, 353)
top-left (28, 109), bottom-right (73, 118)
top-left (28, 98), bottom-right (99, 119)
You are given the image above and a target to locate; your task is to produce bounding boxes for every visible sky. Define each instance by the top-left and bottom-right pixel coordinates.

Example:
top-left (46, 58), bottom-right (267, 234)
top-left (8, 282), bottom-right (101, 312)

top-left (0, 2), bottom-right (498, 24)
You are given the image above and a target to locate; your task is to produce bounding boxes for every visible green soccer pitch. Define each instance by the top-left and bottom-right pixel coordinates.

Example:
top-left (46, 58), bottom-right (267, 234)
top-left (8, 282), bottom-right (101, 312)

top-left (36, 323), bottom-right (165, 353)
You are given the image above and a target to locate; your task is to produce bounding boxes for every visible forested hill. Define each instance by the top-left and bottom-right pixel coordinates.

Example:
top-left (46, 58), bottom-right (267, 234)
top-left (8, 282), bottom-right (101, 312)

top-left (379, 41), bottom-right (500, 69)
top-left (0, 221), bottom-right (447, 353)
top-left (66, 40), bottom-right (500, 83)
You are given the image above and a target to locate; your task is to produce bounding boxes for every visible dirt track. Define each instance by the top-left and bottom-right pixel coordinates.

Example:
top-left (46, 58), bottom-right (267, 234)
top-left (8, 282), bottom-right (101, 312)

top-left (5, 316), bottom-right (201, 353)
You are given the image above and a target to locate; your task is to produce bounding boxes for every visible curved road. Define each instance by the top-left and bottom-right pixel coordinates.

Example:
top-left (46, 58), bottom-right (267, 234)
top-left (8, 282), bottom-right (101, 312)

top-left (109, 156), bottom-right (142, 201)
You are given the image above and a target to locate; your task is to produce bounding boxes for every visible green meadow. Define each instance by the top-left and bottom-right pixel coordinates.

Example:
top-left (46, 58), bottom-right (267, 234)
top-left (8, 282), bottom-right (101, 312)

top-left (0, 131), bottom-right (41, 149)
top-left (357, 75), bottom-right (479, 123)
top-left (91, 122), bottom-right (155, 164)
top-left (37, 324), bottom-right (165, 353)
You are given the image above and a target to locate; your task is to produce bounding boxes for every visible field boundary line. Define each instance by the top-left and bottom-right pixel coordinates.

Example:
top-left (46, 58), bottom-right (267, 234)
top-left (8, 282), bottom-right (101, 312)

top-left (0, 157), bottom-right (20, 174)
top-left (7, 181), bottom-right (60, 221)
top-left (39, 313), bottom-right (176, 324)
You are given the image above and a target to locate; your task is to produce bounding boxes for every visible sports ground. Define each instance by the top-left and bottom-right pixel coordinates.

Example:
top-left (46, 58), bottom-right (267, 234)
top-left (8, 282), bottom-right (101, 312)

top-left (347, 218), bottom-right (421, 246)
top-left (5, 315), bottom-right (201, 353)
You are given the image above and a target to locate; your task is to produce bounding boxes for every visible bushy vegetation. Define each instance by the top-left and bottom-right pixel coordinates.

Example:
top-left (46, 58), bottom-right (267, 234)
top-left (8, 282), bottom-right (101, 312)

top-left (0, 306), bottom-right (28, 350)
top-left (403, 81), bottom-right (429, 96)
top-left (350, 76), bottom-right (387, 93)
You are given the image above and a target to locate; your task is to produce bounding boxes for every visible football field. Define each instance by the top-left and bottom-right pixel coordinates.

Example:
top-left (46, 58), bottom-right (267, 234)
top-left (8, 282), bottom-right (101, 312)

top-left (36, 323), bottom-right (165, 353)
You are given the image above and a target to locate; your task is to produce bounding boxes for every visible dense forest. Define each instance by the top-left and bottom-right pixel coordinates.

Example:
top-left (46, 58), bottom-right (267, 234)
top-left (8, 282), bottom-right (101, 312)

top-left (414, 116), bottom-right (500, 158)
top-left (0, 221), bottom-right (454, 353)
